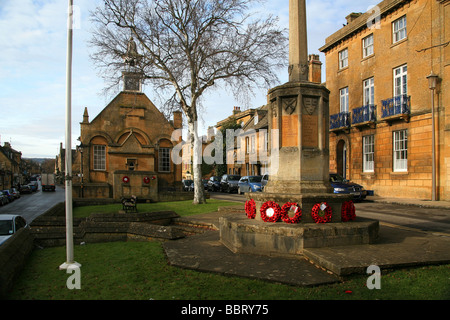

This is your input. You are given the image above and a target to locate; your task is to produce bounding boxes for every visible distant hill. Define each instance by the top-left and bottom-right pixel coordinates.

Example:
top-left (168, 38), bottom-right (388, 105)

top-left (23, 158), bottom-right (53, 164)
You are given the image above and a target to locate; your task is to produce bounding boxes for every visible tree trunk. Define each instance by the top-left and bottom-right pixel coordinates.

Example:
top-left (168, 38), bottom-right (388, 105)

top-left (188, 119), bottom-right (206, 204)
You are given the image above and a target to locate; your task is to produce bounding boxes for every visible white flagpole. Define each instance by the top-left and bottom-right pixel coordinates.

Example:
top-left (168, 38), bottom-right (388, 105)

top-left (60, 0), bottom-right (80, 270)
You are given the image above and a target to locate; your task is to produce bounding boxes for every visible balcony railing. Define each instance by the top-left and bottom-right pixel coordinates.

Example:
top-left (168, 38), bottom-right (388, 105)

top-left (330, 111), bottom-right (351, 131)
top-left (381, 95), bottom-right (411, 119)
top-left (352, 104), bottom-right (377, 125)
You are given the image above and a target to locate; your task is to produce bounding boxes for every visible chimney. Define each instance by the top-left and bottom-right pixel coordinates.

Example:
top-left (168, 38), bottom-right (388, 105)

top-left (233, 106), bottom-right (241, 115)
top-left (173, 111), bottom-right (183, 129)
top-left (345, 12), bottom-right (362, 24)
top-left (308, 54), bottom-right (322, 84)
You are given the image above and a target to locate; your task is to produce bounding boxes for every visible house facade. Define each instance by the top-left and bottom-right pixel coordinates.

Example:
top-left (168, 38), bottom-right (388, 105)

top-left (0, 142), bottom-right (22, 190)
top-left (72, 73), bottom-right (183, 201)
top-left (320, 0), bottom-right (450, 200)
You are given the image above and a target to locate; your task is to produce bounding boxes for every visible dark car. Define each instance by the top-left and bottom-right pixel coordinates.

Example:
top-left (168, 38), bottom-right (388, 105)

top-left (329, 173), bottom-right (367, 201)
top-left (0, 191), bottom-right (8, 206)
top-left (238, 176), bottom-right (263, 194)
top-left (0, 215), bottom-right (29, 246)
top-left (2, 190), bottom-right (14, 203)
top-left (19, 185), bottom-right (32, 194)
top-left (207, 176), bottom-right (221, 192)
top-left (220, 174), bottom-right (241, 193)
top-left (182, 179), bottom-right (193, 191)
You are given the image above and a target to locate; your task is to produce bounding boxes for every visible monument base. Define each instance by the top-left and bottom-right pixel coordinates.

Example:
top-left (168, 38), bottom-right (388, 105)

top-left (219, 192), bottom-right (379, 257)
top-left (219, 214), bottom-right (379, 258)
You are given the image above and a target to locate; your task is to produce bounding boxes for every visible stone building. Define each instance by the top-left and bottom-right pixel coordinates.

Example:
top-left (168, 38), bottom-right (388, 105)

top-left (0, 142), bottom-right (22, 189)
top-left (72, 73), bottom-right (183, 201)
top-left (320, 0), bottom-right (449, 200)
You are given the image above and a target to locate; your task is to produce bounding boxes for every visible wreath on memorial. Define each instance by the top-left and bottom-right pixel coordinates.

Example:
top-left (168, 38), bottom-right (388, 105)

top-left (122, 176), bottom-right (130, 183)
top-left (245, 199), bottom-right (256, 219)
top-left (260, 201), bottom-right (281, 223)
top-left (280, 202), bottom-right (302, 224)
top-left (311, 202), bottom-right (332, 224)
top-left (341, 200), bottom-right (356, 222)
top-left (143, 176), bottom-right (150, 184)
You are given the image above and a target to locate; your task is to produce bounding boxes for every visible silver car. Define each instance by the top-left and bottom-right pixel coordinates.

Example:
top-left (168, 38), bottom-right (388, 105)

top-left (0, 215), bottom-right (28, 246)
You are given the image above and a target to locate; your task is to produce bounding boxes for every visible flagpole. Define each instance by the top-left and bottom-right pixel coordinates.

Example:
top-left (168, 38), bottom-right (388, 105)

top-left (60, 0), bottom-right (80, 270)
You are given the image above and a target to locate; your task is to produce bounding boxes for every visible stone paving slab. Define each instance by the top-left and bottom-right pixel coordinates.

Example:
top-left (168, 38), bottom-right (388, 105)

top-left (163, 211), bottom-right (450, 286)
top-left (303, 225), bottom-right (450, 276)
top-left (163, 231), bottom-right (340, 287)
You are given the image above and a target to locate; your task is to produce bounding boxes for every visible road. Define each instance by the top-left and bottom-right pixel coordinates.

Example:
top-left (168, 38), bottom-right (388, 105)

top-left (0, 182), bottom-right (65, 223)
top-left (210, 192), bottom-right (450, 236)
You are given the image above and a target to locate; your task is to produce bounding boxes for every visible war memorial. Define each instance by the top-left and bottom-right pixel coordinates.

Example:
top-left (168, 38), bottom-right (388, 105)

top-left (218, 0), bottom-right (379, 257)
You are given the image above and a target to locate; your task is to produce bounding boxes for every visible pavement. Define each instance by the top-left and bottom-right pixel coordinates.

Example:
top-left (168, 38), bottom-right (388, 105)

top-left (163, 197), bottom-right (450, 287)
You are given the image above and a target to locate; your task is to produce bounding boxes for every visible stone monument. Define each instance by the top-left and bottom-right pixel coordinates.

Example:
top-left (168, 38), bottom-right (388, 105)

top-left (219, 0), bottom-right (379, 257)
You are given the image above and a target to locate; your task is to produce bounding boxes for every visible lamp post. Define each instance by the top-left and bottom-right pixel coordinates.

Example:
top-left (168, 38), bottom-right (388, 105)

top-left (427, 71), bottom-right (438, 201)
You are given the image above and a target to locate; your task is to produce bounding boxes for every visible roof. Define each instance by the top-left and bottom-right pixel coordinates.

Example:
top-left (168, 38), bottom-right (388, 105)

top-left (319, 0), bottom-right (411, 53)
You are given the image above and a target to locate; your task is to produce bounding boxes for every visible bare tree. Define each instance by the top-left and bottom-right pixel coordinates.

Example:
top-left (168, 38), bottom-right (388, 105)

top-left (89, 0), bottom-right (288, 204)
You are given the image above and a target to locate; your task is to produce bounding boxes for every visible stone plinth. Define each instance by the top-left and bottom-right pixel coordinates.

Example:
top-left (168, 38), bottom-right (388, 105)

top-left (219, 214), bottom-right (379, 257)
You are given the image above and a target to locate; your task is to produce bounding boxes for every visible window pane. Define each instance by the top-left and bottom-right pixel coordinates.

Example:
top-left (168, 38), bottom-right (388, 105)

top-left (159, 148), bottom-right (171, 172)
top-left (393, 130), bottom-right (407, 172)
top-left (93, 145), bottom-right (106, 171)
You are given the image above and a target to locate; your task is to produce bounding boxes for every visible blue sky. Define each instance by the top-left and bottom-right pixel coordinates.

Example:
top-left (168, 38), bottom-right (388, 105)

top-left (0, 0), bottom-right (377, 158)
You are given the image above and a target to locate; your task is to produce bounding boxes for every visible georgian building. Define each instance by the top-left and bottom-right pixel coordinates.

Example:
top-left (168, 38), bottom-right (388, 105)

top-left (320, 0), bottom-right (449, 200)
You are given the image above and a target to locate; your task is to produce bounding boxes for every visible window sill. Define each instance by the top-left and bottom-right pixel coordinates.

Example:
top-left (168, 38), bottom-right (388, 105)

top-left (337, 66), bottom-right (349, 74)
top-left (361, 54), bottom-right (375, 62)
top-left (391, 38), bottom-right (408, 48)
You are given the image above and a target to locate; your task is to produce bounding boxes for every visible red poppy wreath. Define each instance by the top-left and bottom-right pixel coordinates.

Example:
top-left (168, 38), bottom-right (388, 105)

top-left (311, 202), bottom-right (332, 224)
top-left (280, 202), bottom-right (302, 224)
top-left (260, 201), bottom-right (281, 223)
top-left (245, 199), bottom-right (256, 219)
top-left (341, 200), bottom-right (356, 222)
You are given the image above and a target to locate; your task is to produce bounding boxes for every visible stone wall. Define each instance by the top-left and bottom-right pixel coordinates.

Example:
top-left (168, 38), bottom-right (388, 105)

top-left (0, 228), bottom-right (35, 299)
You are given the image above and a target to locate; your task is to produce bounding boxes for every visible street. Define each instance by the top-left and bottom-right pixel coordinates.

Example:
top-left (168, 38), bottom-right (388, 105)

top-left (0, 182), bottom-right (65, 223)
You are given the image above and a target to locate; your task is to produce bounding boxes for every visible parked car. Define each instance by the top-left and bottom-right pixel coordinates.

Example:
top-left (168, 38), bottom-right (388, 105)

top-left (19, 185), bottom-right (32, 194)
top-left (220, 174), bottom-right (241, 193)
top-left (0, 191), bottom-right (8, 206)
top-left (261, 173), bottom-right (269, 190)
top-left (182, 179), bottom-right (193, 191)
top-left (2, 190), bottom-right (14, 203)
top-left (0, 215), bottom-right (29, 246)
top-left (207, 176), bottom-right (221, 192)
top-left (10, 188), bottom-right (20, 199)
top-left (28, 181), bottom-right (38, 192)
top-left (329, 173), bottom-right (367, 201)
top-left (238, 176), bottom-right (263, 194)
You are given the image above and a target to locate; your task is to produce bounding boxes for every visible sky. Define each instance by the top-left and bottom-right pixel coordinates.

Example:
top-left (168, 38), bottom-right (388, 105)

top-left (0, 0), bottom-right (378, 158)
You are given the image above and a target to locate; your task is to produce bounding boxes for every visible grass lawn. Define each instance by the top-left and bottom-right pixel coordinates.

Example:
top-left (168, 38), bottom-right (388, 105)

top-left (6, 199), bottom-right (450, 301)
top-left (73, 199), bottom-right (242, 218)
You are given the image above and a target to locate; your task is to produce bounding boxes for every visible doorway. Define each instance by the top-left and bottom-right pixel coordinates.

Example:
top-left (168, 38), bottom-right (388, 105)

top-left (336, 140), bottom-right (347, 179)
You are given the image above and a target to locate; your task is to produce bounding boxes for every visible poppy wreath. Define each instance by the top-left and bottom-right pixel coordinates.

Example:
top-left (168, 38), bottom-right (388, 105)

top-left (341, 200), bottom-right (356, 222)
top-left (280, 202), bottom-right (302, 224)
top-left (122, 176), bottom-right (130, 183)
top-left (260, 201), bottom-right (281, 223)
top-left (245, 199), bottom-right (256, 219)
top-left (143, 176), bottom-right (150, 184)
top-left (311, 202), bottom-right (332, 224)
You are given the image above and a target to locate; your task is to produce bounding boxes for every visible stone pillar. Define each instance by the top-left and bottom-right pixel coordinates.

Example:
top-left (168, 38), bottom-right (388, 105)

top-left (289, 0), bottom-right (309, 82)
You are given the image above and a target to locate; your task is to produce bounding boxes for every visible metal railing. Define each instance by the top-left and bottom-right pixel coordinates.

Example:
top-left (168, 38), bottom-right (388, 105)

top-left (352, 104), bottom-right (376, 125)
top-left (381, 95), bottom-right (411, 118)
top-left (330, 111), bottom-right (351, 130)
